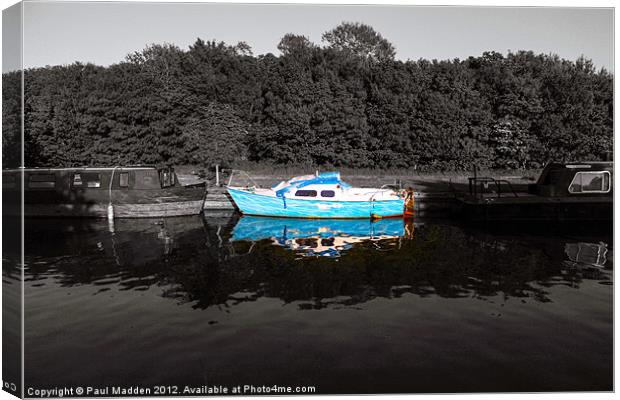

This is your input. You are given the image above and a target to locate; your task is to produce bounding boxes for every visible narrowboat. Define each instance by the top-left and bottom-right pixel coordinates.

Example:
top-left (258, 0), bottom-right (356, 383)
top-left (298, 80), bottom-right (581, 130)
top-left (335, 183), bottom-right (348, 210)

top-left (457, 162), bottom-right (613, 222)
top-left (227, 171), bottom-right (406, 219)
top-left (231, 216), bottom-right (406, 257)
top-left (2, 166), bottom-right (207, 218)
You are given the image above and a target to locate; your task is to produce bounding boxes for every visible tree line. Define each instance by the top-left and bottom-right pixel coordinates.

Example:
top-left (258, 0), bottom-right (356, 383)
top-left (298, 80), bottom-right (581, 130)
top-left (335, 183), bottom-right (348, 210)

top-left (2, 22), bottom-right (613, 171)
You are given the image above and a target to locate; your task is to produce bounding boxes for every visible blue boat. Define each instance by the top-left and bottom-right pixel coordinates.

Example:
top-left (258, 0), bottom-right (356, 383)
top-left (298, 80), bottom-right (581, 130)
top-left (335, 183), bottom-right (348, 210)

top-left (231, 216), bottom-right (406, 257)
top-left (227, 172), bottom-right (405, 219)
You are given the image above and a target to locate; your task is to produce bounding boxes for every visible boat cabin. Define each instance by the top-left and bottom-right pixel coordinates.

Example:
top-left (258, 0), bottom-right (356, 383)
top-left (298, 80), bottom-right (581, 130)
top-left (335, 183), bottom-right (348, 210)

top-left (271, 172), bottom-right (353, 199)
top-left (269, 171), bottom-right (399, 201)
top-left (528, 162), bottom-right (613, 197)
top-left (2, 166), bottom-right (181, 192)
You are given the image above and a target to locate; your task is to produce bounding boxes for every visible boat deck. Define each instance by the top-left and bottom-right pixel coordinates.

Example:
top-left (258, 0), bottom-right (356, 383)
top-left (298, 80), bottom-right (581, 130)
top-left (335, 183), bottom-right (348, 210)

top-left (460, 192), bottom-right (612, 205)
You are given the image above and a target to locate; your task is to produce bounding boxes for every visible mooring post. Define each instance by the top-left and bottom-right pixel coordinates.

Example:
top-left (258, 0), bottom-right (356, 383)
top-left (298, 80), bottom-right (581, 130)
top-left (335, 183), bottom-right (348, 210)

top-left (215, 164), bottom-right (220, 187)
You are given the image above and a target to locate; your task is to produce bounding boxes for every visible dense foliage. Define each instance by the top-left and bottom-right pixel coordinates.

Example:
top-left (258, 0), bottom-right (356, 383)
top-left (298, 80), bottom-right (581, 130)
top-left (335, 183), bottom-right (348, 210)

top-left (2, 23), bottom-right (613, 170)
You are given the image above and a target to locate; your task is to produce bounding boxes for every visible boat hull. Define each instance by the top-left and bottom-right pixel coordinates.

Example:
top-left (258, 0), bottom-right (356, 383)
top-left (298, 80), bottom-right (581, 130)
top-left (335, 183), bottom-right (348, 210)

top-left (5, 200), bottom-right (205, 218)
top-left (227, 188), bottom-right (404, 219)
top-left (456, 196), bottom-right (613, 223)
top-left (3, 186), bottom-right (206, 218)
top-left (4, 200), bottom-right (205, 218)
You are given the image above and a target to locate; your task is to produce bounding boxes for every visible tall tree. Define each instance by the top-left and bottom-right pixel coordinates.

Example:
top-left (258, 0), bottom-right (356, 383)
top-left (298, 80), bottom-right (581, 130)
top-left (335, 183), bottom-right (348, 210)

top-left (322, 22), bottom-right (396, 62)
top-left (277, 34), bottom-right (316, 58)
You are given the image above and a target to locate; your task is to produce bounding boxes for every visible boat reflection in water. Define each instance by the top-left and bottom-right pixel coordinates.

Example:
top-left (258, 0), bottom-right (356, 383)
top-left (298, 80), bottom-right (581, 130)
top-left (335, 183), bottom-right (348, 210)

top-left (565, 241), bottom-right (609, 268)
top-left (562, 241), bottom-right (611, 284)
top-left (231, 216), bottom-right (412, 257)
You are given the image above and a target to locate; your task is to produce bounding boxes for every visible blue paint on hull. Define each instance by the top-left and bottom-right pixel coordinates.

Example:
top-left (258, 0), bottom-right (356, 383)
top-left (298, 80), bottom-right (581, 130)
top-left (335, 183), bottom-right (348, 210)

top-left (227, 188), bottom-right (404, 219)
top-left (232, 216), bottom-right (405, 242)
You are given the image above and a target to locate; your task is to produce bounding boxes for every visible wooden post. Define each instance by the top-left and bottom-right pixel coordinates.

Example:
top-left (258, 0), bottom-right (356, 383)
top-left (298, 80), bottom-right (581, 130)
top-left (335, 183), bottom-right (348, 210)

top-left (215, 164), bottom-right (220, 187)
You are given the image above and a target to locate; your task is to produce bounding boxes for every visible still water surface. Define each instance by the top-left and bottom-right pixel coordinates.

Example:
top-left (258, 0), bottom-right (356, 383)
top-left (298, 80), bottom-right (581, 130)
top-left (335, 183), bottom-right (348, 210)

top-left (6, 215), bottom-right (613, 393)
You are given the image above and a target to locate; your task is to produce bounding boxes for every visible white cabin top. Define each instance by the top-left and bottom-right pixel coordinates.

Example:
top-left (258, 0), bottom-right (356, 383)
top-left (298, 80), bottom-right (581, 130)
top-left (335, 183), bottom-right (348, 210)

top-left (234, 172), bottom-right (402, 202)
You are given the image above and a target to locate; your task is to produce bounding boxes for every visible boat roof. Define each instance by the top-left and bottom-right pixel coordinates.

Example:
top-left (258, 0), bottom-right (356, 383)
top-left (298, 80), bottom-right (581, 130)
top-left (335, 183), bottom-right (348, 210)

top-left (541, 161), bottom-right (613, 172)
top-left (562, 161), bottom-right (613, 169)
top-left (564, 161), bottom-right (613, 164)
top-left (272, 172), bottom-right (352, 197)
top-left (3, 166), bottom-right (161, 172)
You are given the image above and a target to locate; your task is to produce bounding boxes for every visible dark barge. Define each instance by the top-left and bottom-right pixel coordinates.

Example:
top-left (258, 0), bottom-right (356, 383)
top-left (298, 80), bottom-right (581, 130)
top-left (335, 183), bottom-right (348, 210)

top-left (2, 166), bottom-right (207, 218)
top-left (456, 162), bottom-right (613, 222)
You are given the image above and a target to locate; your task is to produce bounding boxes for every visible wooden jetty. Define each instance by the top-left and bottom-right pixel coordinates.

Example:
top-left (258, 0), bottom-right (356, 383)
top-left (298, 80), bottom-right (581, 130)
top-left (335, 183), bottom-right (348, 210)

top-left (202, 187), bottom-right (238, 217)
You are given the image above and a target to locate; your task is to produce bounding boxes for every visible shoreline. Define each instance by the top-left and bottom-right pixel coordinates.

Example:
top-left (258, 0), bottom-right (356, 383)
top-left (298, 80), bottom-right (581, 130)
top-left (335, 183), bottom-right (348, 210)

top-left (177, 165), bottom-right (540, 193)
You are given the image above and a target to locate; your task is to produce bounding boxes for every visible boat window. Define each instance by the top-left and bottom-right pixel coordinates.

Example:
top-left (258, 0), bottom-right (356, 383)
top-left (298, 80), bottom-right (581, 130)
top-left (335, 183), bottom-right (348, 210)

top-left (119, 172), bottom-right (129, 188)
top-left (296, 238), bottom-right (318, 248)
top-left (134, 169), bottom-right (160, 189)
top-left (568, 171), bottom-right (611, 193)
top-left (321, 190), bottom-right (335, 198)
top-left (72, 173), bottom-right (101, 188)
top-left (160, 169), bottom-right (175, 188)
top-left (321, 238), bottom-right (335, 246)
top-left (295, 190), bottom-right (317, 197)
top-left (29, 174), bottom-right (56, 189)
top-left (2, 175), bottom-right (16, 188)
top-left (72, 173), bottom-right (83, 187)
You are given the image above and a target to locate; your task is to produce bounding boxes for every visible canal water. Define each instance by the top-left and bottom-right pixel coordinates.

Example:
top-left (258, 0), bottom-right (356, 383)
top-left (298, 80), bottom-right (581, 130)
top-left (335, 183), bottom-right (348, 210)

top-left (4, 215), bottom-right (613, 393)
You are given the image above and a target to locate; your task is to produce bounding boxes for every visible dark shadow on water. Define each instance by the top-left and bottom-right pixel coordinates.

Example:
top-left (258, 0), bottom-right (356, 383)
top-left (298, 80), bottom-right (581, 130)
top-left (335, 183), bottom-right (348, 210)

top-left (2, 217), bottom-right (22, 396)
top-left (14, 214), bottom-right (613, 393)
top-left (20, 215), bottom-right (613, 310)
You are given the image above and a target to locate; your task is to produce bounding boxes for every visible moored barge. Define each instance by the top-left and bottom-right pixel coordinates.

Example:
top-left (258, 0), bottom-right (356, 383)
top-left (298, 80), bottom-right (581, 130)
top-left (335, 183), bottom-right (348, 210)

top-left (457, 162), bottom-right (613, 222)
top-left (2, 166), bottom-right (206, 218)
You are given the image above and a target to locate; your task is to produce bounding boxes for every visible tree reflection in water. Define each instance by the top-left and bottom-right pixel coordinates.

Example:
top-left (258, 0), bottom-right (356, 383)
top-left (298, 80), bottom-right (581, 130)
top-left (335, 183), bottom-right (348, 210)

top-left (20, 215), bottom-right (613, 310)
